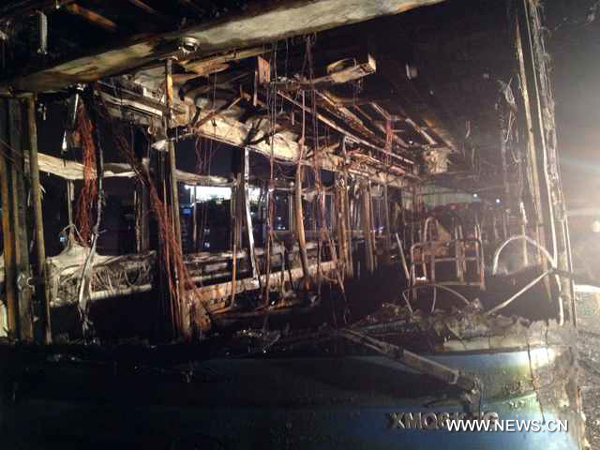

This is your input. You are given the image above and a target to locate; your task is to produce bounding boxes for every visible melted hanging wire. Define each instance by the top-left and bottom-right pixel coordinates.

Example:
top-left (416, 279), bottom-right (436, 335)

top-left (74, 103), bottom-right (98, 246)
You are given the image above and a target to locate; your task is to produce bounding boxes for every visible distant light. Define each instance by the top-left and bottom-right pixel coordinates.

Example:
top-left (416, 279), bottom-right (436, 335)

top-left (184, 185), bottom-right (231, 202)
top-left (495, 198), bottom-right (501, 204)
top-left (473, 193), bottom-right (479, 198)
top-left (592, 220), bottom-right (600, 233)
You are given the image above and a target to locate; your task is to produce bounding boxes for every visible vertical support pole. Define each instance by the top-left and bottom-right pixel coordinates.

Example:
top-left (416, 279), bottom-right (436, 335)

top-left (134, 183), bottom-right (150, 253)
top-left (361, 181), bottom-right (375, 274)
top-left (368, 182), bottom-right (377, 261)
top-left (383, 182), bottom-right (392, 265)
top-left (165, 58), bottom-right (182, 249)
top-left (231, 180), bottom-right (241, 252)
top-left (154, 142), bottom-right (172, 337)
top-left (515, 0), bottom-right (573, 322)
top-left (135, 158), bottom-right (150, 253)
top-left (340, 138), bottom-right (353, 278)
top-left (499, 108), bottom-right (511, 202)
top-left (335, 174), bottom-right (348, 279)
top-left (135, 184), bottom-right (150, 253)
top-left (295, 163), bottom-right (310, 283)
top-left (8, 99), bottom-right (33, 341)
top-left (191, 186), bottom-right (197, 252)
top-left (287, 192), bottom-right (295, 234)
top-left (241, 148), bottom-right (257, 279)
top-left (27, 95), bottom-right (51, 343)
top-left (342, 182), bottom-right (354, 278)
top-left (529, 0), bottom-right (573, 322)
top-left (155, 58), bottom-right (184, 338)
top-left (0, 98), bottom-right (17, 337)
top-left (66, 181), bottom-right (74, 237)
top-left (515, 5), bottom-right (551, 266)
top-left (230, 171), bottom-right (242, 305)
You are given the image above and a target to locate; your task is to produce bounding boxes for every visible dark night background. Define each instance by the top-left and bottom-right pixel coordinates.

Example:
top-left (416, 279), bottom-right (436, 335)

top-left (548, 0), bottom-right (600, 207)
top-left (543, 0), bottom-right (600, 277)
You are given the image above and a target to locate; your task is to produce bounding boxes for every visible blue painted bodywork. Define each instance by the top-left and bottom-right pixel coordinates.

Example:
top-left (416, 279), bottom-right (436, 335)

top-left (0, 342), bottom-right (584, 449)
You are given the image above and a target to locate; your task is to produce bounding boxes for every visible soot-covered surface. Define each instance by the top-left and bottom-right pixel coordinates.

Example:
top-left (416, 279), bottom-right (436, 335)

top-left (575, 288), bottom-right (600, 449)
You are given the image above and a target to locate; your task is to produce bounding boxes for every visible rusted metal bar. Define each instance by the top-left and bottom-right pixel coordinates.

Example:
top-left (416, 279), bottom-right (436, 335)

top-left (365, 102), bottom-right (410, 148)
top-left (335, 175), bottom-right (349, 279)
top-left (278, 90), bottom-right (411, 170)
top-left (316, 91), bottom-right (382, 144)
top-left (64, 4), bottom-right (118, 32)
top-left (27, 95), bottom-right (51, 343)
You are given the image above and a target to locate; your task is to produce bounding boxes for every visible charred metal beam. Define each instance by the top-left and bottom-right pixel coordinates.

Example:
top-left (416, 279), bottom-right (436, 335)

top-left (2, 0), bottom-right (446, 93)
top-left (26, 96), bottom-right (51, 343)
top-left (191, 103), bottom-right (407, 187)
top-left (295, 161), bottom-right (310, 285)
top-left (514, 0), bottom-right (574, 323)
top-left (241, 147), bottom-right (257, 279)
top-left (0, 99), bottom-right (17, 336)
top-left (361, 181), bottom-right (375, 273)
top-left (5, 99), bottom-right (34, 341)
top-left (278, 89), bottom-right (413, 169)
top-left (383, 182), bottom-right (392, 264)
top-left (274, 54), bottom-right (376, 91)
top-left (365, 102), bottom-right (410, 148)
top-left (165, 59), bottom-right (182, 249)
top-left (184, 46), bottom-right (269, 76)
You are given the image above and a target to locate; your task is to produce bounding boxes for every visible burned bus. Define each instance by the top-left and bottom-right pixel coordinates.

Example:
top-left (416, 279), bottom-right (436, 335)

top-left (0, 0), bottom-right (587, 448)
